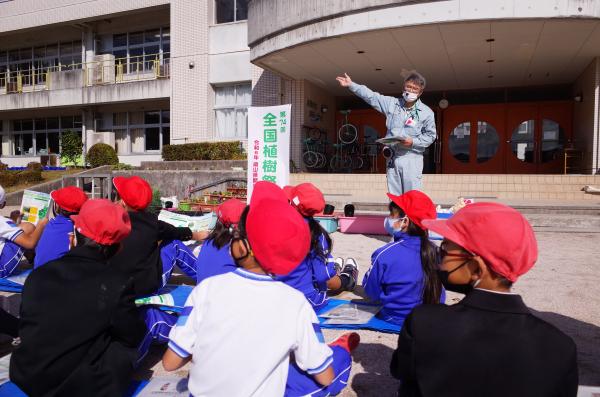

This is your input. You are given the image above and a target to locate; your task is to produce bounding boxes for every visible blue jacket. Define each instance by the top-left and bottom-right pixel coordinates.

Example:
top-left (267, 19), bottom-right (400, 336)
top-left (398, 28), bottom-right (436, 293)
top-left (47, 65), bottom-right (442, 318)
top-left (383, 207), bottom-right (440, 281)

top-left (276, 233), bottom-right (336, 311)
top-left (363, 231), bottom-right (443, 326)
top-left (194, 240), bottom-right (236, 284)
top-left (34, 215), bottom-right (73, 269)
top-left (349, 82), bottom-right (436, 155)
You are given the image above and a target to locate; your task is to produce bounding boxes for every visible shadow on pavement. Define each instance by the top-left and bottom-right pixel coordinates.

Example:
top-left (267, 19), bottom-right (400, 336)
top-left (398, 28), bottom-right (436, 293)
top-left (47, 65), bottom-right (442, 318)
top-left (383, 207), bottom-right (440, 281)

top-left (351, 342), bottom-right (398, 396)
top-left (532, 310), bottom-right (600, 386)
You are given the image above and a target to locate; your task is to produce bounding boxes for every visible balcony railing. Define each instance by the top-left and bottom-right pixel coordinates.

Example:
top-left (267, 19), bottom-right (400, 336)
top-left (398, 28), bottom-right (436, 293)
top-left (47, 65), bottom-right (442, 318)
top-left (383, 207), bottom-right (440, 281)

top-left (0, 53), bottom-right (170, 94)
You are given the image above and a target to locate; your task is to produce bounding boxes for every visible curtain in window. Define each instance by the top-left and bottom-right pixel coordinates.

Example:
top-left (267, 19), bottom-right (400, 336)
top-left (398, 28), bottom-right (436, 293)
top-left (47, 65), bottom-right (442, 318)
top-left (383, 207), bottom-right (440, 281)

top-left (216, 109), bottom-right (235, 138)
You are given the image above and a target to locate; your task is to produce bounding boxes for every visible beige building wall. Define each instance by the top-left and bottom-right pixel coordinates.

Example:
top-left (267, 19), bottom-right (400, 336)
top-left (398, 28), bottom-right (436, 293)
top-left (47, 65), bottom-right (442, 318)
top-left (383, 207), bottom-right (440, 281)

top-left (572, 57), bottom-right (600, 173)
top-left (170, 0), bottom-right (209, 143)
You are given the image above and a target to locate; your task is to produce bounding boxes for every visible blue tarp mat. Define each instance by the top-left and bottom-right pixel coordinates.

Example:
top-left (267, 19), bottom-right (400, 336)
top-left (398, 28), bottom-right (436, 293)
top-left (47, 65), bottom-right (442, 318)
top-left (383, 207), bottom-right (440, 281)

top-left (316, 298), bottom-right (401, 334)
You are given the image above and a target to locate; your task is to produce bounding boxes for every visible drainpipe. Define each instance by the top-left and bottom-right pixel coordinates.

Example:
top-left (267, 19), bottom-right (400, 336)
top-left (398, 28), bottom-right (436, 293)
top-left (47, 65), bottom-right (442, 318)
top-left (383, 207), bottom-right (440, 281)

top-left (595, 57), bottom-right (600, 174)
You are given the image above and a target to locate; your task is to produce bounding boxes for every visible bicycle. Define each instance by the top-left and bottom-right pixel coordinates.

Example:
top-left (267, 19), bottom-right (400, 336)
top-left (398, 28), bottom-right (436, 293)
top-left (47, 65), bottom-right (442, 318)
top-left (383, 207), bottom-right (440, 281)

top-left (302, 126), bottom-right (328, 170)
top-left (330, 110), bottom-right (361, 172)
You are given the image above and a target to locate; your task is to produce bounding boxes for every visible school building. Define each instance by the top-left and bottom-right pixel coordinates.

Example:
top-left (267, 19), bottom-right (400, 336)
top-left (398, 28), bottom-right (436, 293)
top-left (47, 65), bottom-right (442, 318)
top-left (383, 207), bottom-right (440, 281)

top-left (0, 0), bottom-right (264, 166)
top-left (248, 0), bottom-right (600, 176)
top-left (2, 0), bottom-right (600, 181)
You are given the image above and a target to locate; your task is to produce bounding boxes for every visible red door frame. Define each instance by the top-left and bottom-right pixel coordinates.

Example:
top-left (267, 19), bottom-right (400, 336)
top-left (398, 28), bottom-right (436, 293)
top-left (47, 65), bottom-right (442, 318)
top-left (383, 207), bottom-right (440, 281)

top-left (442, 101), bottom-right (573, 174)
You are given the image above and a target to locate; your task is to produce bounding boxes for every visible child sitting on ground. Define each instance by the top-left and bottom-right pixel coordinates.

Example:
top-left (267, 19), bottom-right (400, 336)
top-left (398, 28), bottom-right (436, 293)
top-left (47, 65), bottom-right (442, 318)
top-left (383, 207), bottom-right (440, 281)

top-left (162, 181), bottom-right (359, 397)
top-left (195, 198), bottom-right (246, 283)
top-left (0, 185), bottom-right (48, 278)
top-left (34, 186), bottom-right (88, 268)
top-left (108, 176), bottom-right (207, 362)
top-left (363, 190), bottom-right (444, 326)
top-left (281, 183), bottom-right (358, 311)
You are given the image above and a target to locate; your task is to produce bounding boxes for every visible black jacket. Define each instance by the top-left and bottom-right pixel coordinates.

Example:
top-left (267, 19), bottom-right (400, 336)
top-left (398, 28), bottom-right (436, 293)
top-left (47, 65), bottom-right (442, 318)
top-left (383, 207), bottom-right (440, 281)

top-left (391, 289), bottom-right (578, 397)
top-left (10, 245), bottom-right (145, 397)
top-left (109, 211), bottom-right (192, 297)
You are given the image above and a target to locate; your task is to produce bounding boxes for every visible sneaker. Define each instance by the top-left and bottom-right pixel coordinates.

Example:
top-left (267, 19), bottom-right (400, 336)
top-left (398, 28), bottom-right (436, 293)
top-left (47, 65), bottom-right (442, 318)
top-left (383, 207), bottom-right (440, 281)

top-left (334, 257), bottom-right (344, 274)
top-left (329, 332), bottom-right (360, 353)
top-left (340, 258), bottom-right (359, 291)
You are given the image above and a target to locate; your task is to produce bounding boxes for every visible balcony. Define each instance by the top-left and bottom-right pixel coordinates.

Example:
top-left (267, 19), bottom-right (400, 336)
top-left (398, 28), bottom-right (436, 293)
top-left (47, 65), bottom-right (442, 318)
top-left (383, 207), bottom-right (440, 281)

top-left (0, 53), bottom-right (170, 111)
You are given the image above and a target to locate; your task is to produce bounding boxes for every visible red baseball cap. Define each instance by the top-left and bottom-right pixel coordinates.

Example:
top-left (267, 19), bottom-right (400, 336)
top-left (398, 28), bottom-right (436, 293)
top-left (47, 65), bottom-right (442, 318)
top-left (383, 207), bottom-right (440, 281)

top-left (250, 181), bottom-right (288, 207)
top-left (113, 176), bottom-right (152, 211)
top-left (423, 202), bottom-right (538, 282)
top-left (290, 183), bottom-right (325, 217)
top-left (387, 190), bottom-right (436, 230)
top-left (246, 182), bottom-right (310, 275)
top-left (51, 186), bottom-right (88, 213)
top-left (71, 199), bottom-right (131, 245)
top-left (217, 198), bottom-right (246, 226)
top-left (282, 185), bottom-right (294, 201)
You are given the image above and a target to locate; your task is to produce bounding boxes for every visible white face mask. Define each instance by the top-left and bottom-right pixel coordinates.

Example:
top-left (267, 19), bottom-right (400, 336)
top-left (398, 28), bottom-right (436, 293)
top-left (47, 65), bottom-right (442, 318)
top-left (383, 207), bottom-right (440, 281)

top-left (402, 91), bottom-right (419, 102)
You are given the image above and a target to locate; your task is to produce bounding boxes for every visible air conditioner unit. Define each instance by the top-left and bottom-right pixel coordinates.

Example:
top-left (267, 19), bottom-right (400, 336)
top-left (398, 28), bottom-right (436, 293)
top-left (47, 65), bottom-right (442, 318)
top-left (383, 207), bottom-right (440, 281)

top-left (90, 131), bottom-right (115, 148)
top-left (89, 54), bottom-right (115, 85)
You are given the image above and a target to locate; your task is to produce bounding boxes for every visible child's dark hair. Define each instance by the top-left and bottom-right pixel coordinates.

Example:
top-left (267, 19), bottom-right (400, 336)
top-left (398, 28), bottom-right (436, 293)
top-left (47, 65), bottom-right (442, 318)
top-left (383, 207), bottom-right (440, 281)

top-left (405, 219), bottom-right (442, 305)
top-left (306, 217), bottom-right (332, 259)
top-left (74, 230), bottom-right (120, 260)
top-left (389, 201), bottom-right (402, 214)
top-left (53, 203), bottom-right (78, 218)
top-left (236, 205), bottom-right (250, 239)
top-left (206, 204), bottom-right (248, 249)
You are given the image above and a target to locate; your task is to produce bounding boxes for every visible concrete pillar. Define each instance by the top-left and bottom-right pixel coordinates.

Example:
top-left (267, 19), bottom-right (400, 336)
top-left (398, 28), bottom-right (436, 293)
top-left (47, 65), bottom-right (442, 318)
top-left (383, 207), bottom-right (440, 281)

top-left (170, 0), bottom-right (210, 143)
top-left (282, 79), bottom-right (305, 171)
top-left (1, 120), bottom-right (11, 156)
top-left (83, 27), bottom-right (96, 63)
top-left (82, 109), bottom-right (93, 155)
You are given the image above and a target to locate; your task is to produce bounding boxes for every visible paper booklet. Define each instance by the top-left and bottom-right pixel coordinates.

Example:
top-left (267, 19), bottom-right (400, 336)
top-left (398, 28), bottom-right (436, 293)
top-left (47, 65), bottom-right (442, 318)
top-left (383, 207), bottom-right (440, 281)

top-left (20, 190), bottom-right (52, 225)
top-left (376, 136), bottom-right (407, 145)
top-left (137, 377), bottom-right (189, 396)
top-left (158, 210), bottom-right (216, 232)
top-left (320, 303), bottom-right (381, 325)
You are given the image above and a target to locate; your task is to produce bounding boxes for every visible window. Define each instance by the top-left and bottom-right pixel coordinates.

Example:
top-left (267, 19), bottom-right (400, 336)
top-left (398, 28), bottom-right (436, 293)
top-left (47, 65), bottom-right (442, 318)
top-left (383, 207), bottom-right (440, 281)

top-left (110, 28), bottom-right (170, 75)
top-left (112, 110), bottom-right (170, 154)
top-left (9, 116), bottom-right (82, 156)
top-left (214, 83), bottom-right (251, 138)
top-left (0, 41), bottom-right (82, 90)
top-left (215, 0), bottom-right (248, 23)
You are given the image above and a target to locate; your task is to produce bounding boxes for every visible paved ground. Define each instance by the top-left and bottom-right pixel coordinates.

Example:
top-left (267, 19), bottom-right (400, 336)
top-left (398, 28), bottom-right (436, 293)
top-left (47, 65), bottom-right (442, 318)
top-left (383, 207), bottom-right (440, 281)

top-left (140, 229), bottom-right (600, 396)
top-left (2, 202), bottom-right (599, 395)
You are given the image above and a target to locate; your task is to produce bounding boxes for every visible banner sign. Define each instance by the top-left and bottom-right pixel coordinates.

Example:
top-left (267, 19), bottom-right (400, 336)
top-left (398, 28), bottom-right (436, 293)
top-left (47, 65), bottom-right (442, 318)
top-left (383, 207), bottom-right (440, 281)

top-left (247, 104), bottom-right (291, 200)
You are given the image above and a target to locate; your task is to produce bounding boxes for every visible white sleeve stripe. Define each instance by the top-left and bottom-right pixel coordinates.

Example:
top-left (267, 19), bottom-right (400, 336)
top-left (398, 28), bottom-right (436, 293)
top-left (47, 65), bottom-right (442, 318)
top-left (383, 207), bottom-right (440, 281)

top-left (168, 340), bottom-right (191, 358)
top-left (306, 355), bottom-right (333, 375)
top-left (9, 229), bottom-right (24, 242)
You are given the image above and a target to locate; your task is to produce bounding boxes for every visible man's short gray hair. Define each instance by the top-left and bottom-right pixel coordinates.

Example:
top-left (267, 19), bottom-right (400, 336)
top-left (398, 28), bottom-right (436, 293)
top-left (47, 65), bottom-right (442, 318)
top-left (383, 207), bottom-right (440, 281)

top-left (404, 71), bottom-right (426, 89)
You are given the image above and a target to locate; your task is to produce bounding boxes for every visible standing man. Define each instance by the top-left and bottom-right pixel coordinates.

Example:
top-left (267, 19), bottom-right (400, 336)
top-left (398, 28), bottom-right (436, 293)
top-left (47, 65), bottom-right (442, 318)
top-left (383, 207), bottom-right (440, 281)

top-left (336, 72), bottom-right (436, 194)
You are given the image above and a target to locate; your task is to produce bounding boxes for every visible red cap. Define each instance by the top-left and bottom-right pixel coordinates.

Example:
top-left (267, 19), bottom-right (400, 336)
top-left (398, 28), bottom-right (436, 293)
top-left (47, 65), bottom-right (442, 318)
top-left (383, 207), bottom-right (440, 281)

top-left (51, 186), bottom-right (88, 213)
top-left (71, 199), bottom-right (131, 245)
top-left (250, 181), bottom-right (288, 207)
top-left (113, 176), bottom-right (152, 211)
top-left (282, 185), bottom-right (294, 201)
top-left (387, 190), bottom-right (436, 230)
top-left (422, 202), bottom-right (538, 282)
top-left (246, 182), bottom-right (310, 275)
top-left (217, 198), bottom-right (246, 226)
top-left (290, 183), bottom-right (325, 217)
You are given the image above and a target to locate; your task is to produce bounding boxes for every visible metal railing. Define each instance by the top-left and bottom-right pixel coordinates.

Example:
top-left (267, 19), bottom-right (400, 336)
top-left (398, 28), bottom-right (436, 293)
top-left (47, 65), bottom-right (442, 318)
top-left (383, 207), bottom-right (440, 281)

top-left (0, 53), bottom-right (170, 94)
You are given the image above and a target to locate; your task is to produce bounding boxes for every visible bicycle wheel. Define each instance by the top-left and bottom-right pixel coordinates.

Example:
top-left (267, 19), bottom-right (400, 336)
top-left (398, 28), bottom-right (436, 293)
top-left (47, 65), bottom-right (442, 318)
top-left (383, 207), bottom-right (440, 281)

top-left (352, 156), bottom-right (364, 170)
top-left (316, 153), bottom-right (327, 168)
top-left (330, 155), bottom-right (344, 171)
top-left (308, 128), bottom-right (321, 141)
top-left (303, 151), bottom-right (319, 168)
top-left (338, 123), bottom-right (358, 144)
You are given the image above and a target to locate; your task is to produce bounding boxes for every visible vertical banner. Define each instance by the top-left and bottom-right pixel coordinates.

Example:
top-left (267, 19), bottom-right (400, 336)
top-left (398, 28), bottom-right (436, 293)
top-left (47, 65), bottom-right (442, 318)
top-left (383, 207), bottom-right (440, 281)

top-left (247, 104), bottom-right (291, 200)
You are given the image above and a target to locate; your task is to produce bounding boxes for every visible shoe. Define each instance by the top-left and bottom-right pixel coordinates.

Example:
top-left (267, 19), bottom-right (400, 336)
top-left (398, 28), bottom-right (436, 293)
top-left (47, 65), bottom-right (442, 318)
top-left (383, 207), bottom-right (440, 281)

top-left (340, 258), bottom-right (358, 291)
top-left (329, 332), bottom-right (360, 353)
top-left (334, 257), bottom-right (344, 274)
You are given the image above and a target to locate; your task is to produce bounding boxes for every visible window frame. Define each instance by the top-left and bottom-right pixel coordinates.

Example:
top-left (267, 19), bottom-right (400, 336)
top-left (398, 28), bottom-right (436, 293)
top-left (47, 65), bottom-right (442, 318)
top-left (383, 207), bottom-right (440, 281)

top-left (214, 0), bottom-right (248, 24)
top-left (6, 116), bottom-right (82, 157)
top-left (213, 82), bottom-right (251, 139)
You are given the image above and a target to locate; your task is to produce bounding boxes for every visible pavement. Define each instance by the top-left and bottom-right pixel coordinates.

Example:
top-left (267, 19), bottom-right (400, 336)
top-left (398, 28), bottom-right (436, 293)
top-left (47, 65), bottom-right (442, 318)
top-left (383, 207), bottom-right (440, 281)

top-left (139, 228), bottom-right (600, 396)
top-left (2, 206), bottom-right (599, 396)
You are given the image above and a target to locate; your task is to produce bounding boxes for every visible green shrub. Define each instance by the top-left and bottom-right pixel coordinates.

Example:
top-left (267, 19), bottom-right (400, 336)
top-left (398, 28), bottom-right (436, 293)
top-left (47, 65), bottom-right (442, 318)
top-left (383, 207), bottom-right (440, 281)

top-left (87, 143), bottom-right (119, 168)
top-left (61, 130), bottom-right (83, 166)
top-left (26, 162), bottom-right (43, 171)
top-left (162, 141), bottom-right (244, 161)
top-left (0, 162), bottom-right (8, 171)
top-left (112, 163), bottom-right (134, 170)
